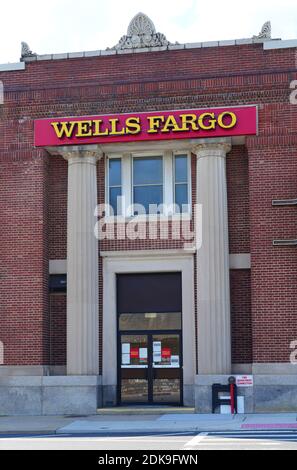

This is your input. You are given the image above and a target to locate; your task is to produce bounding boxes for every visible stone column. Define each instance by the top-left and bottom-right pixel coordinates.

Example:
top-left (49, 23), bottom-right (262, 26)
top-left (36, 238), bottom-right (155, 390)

top-left (59, 146), bottom-right (102, 375)
top-left (193, 139), bottom-right (232, 375)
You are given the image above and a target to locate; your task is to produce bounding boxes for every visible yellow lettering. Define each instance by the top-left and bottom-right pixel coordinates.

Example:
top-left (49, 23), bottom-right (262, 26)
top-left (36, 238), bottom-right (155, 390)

top-left (180, 114), bottom-right (199, 131)
top-left (198, 113), bottom-right (216, 130)
top-left (161, 115), bottom-right (183, 133)
top-left (93, 120), bottom-right (109, 136)
top-left (147, 116), bottom-right (164, 133)
top-left (75, 120), bottom-right (92, 137)
top-left (51, 121), bottom-right (76, 138)
top-left (109, 118), bottom-right (125, 135)
top-left (217, 111), bottom-right (237, 129)
top-left (125, 117), bottom-right (141, 135)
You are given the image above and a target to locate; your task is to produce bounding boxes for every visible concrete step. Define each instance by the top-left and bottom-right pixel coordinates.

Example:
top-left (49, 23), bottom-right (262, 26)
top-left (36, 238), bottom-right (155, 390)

top-left (97, 406), bottom-right (195, 415)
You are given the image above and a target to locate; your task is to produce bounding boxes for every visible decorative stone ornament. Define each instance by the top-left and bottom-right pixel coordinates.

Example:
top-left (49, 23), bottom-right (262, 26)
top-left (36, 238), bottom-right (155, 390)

top-left (21, 41), bottom-right (36, 59)
top-left (111, 12), bottom-right (172, 50)
top-left (253, 21), bottom-right (271, 40)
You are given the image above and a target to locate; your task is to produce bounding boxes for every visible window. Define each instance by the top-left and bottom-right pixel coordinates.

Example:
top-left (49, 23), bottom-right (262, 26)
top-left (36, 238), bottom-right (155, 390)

top-left (119, 312), bottom-right (182, 331)
top-left (108, 158), bottom-right (122, 215)
top-left (133, 156), bottom-right (163, 214)
top-left (106, 151), bottom-right (190, 217)
top-left (174, 155), bottom-right (189, 212)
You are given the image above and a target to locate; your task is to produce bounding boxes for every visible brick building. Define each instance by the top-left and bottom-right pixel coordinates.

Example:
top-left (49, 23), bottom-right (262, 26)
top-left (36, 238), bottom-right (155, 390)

top-left (0, 13), bottom-right (297, 414)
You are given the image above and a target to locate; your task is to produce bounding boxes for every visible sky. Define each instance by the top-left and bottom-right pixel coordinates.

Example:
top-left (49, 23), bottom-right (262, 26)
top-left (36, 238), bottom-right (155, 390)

top-left (0, 0), bottom-right (296, 63)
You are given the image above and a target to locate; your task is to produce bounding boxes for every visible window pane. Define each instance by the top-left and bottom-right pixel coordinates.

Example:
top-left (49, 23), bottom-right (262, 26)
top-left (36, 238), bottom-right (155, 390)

top-left (175, 184), bottom-right (188, 210)
top-left (119, 312), bottom-right (182, 331)
top-left (175, 155), bottom-right (188, 183)
top-left (133, 157), bottom-right (163, 185)
top-left (121, 379), bottom-right (148, 403)
top-left (109, 158), bottom-right (121, 186)
top-left (134, 185), bottom-right (163, 213)
top-left (109, 186), bottom-right (121, 215)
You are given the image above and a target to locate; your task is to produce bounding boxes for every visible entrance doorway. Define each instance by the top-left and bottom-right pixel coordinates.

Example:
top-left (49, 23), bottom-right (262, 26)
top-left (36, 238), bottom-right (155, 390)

top-left (119, 332), bottom-right (182, 405)
top-left (117, 272), bottom-right (183, 406)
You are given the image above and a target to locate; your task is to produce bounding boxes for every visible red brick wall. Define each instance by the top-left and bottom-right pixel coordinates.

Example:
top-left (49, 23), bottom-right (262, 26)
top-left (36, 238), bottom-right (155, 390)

top-left (0, 149), bottom-right (49, 365)
top-left (48, 156), bottom-right (67, 260)
top-left (247, 136), bottom-right (297, 363)
top-left (1, 42), bottom-right (296, 367)
top-left (227, 145), bottom-right (250, 254)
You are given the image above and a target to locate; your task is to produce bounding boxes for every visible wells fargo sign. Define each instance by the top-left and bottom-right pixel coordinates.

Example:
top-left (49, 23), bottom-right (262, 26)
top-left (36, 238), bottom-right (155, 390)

top-left (34, 106), bottom-right (257, 147)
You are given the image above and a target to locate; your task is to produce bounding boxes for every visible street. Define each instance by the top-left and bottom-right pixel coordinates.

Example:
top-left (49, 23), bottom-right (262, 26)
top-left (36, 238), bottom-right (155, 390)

top-left (0, 430), bottom-right (297, 450)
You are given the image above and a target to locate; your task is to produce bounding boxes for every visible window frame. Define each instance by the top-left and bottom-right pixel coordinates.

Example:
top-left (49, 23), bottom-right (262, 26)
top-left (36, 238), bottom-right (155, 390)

top-left (105, 150), bottom-right (191, 220)
top-left (106, 154), bottom-right (123, 216)
top-left (132, 153), bottom-right (164, 215)
top-left (173, 151), bottom-right (191, 214)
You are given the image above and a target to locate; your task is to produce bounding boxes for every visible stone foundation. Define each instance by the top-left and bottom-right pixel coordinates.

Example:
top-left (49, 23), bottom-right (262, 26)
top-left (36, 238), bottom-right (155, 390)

top-left (1, 374), bottom-right (297, 415)
top-left (0, 376), bottom-right (102, 416)
top-left (195, 375), bottom-right (297, 413)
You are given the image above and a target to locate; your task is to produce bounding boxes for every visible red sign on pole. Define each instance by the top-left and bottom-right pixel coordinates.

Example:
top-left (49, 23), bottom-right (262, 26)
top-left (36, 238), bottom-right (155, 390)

top-left (34, 106), bottom-right (258, 147)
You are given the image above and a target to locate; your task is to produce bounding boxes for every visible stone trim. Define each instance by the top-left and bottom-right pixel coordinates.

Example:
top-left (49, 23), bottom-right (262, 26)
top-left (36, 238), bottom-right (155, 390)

top-left (232, 363), bottom-right (253, 374)
top-left (16, 38), bottom-right (282, 66)
top-left (49, 252), bottom-right (250, 272)
top-left (0, 365), bottom-right (67, 376)
top-left (264, 39), bottom-right (297, 50)
top-left (252, 363), bottom-right (297, 375)
top-left (229, 254), bottom-right (251, 269)
top-left (100, 249), bottom-right (196, 258)
top-left (49, 260), bottom-right (67, 275)
top-left (0, 62), bottom-right (25, 71)
top-left (0, 366), bottom-right (50, 377)
top-left (102, 253), bottom-right (196, 406)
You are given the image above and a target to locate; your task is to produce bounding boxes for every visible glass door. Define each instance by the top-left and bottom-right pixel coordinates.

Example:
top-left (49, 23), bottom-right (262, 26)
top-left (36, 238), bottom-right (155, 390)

top-left (120, 334), bottom-right (149, 404)
top-left (119, 332), bottom-right (182, 405)
top-left (152, 334), bottom-right (182, 404)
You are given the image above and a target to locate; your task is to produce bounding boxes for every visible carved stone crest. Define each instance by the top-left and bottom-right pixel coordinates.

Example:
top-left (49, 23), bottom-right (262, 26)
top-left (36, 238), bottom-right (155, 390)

top-left (111, 12), bottom-right (172, 50)
top-left (21, 42), bottom-right (36, 59)
top-left (253, 21), bottom-right (271, 40)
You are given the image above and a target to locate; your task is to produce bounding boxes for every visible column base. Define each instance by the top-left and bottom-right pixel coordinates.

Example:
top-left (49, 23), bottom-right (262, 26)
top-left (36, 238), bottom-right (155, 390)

top-left (0, 375), bottom-right (102, 416)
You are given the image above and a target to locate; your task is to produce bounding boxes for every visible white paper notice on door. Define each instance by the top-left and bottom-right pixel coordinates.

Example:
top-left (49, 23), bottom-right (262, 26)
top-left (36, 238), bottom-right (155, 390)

top-left (153, 341), bottom-right (161, 352)
top-left (122, 353), bottom-right (130, 365)
top-left (171, 355), bottom-right (180, 366)
top-left (153, 353), bottom-right (162, 363)
top-left (139, 348), bottom-right (148, 359)
top-left (122, 343), bottom-right (130, 354)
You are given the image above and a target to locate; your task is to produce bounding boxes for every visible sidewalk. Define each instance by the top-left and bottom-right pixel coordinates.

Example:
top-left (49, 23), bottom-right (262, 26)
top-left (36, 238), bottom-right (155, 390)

top-left (0, 413), bottom-right (296, 435)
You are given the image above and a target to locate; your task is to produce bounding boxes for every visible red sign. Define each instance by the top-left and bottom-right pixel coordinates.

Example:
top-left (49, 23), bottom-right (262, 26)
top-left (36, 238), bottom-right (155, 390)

top-left (130, 347), bottom-right (139, 359)
top-left (34, 106), bottom-right (257, 147)
top-left (161, 347), bottom-right (171, 359)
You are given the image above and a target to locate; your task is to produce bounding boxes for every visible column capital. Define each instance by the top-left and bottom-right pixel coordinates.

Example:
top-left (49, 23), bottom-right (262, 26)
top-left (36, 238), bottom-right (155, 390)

top-left (46, 145), bottom-right (104, 164)
top-left (192, 138), bottom-right (232, 159)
